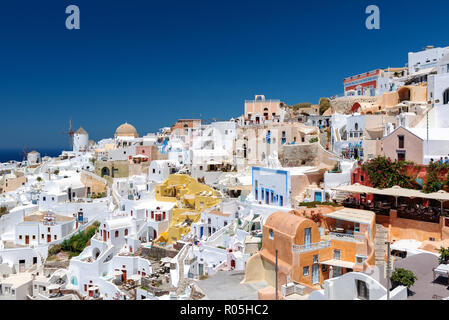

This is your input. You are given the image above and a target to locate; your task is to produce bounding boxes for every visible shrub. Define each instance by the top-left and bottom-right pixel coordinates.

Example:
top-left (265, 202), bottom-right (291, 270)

top-left (298, 201), bottom-right (340, 208)
top-left (390, 268), bottom-right (417, 289)
top-left (309, 137), bottom-right (319, 143)
top-left (438, 247), bottom-right (449, 264)
top-left (361, 156), bottom-right (418, 189)
top-left (0, 206), bottom-right (8, 216)
top-left (36, 177), bottom-right (42, 182)
top-left (424, 162), bottom-right (449, 193)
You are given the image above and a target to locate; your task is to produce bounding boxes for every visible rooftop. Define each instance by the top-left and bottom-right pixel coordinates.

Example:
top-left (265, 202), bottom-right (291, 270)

top-left (323, 207), bottom-right (375, 225)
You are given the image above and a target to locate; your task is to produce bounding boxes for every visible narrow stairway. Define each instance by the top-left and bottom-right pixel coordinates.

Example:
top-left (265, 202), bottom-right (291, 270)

top-left (374, 224), bottom-right (389, 266)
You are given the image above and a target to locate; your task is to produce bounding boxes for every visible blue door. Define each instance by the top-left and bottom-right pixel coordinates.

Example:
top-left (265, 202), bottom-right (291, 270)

top-left (200, 226), bottom-right (204, 238)
top-left (315, 191), bottom-right (322, 202)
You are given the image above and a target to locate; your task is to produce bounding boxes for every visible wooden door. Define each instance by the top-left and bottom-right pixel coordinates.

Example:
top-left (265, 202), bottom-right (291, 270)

top-left (25, 235), bottom-right (29, 244)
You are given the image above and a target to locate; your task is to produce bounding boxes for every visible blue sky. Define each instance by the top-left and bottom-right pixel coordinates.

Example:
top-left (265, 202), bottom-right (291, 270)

top-left (0, 0), bottom-right (448, 149)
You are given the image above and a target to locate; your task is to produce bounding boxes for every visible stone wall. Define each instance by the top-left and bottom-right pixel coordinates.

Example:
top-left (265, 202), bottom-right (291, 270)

top-left (331, 96), bottom-right (379, 114)
top-left (280, 143), bottom-right (338, 168)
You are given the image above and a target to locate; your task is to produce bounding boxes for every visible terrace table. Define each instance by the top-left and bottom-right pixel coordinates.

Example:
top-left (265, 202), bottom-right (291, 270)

top-left (433, 264), bottom-right (449, 285)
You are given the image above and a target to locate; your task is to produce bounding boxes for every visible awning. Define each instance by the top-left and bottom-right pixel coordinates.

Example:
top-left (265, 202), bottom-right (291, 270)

top-left (320, 259), bottom-right (355, 269)
top-left (323, 207), bottom-right (375, 224)
top-left (332, 184), bottom-right (449, 202)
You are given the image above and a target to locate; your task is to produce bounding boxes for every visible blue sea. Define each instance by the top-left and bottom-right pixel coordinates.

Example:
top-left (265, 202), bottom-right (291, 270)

top-left (0, 149), bottom-right (64, 163)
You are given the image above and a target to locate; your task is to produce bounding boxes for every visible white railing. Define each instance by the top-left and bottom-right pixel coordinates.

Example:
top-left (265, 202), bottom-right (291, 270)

top-left (329, 232), bottom-right (365, 243)
top-left (292, 241), bottom-right (331, 253)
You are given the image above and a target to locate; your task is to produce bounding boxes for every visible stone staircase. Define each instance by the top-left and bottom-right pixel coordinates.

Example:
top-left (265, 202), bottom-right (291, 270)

top-left (333, 190), bottom-right (349, 203)
top-left (374, 224), bottom-right (389, 266)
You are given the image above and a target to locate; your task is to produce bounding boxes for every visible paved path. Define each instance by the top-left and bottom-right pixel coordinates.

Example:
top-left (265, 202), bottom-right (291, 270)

top-left (197, 270), bottom-right (267, 300)
top-left (394, 253), bottom-right (449, 300)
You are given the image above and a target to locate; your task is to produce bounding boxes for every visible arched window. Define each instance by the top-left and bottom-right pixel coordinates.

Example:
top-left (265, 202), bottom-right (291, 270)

top-left (125, 229), bottom-right (128, 236)
top-left (115, 230), bottom-right (119, 238)
top-left (444, 89), bottom-right (449, 105)
top-left (355, 123), bottom-right (359, 131)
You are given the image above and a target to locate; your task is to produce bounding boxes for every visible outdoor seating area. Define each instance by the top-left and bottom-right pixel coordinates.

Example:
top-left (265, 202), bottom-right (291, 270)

top-left (336, 184), bottom-right (449, 224)
top-left (343, 195), bottom-right (442, 223)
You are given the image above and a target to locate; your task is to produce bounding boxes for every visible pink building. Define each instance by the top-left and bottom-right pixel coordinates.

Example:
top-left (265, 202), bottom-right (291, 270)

top-left (244, 95), bottom-right (283, 123)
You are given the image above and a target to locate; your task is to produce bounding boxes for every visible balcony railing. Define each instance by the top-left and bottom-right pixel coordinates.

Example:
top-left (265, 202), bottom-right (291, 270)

top-left (329, 232), bottom-right (365, 243)
top-left (292, 240), bottom-right (331, 253)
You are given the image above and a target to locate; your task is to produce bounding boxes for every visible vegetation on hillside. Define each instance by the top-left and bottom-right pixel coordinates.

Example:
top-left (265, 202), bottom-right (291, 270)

top-left (48, 221), bottom-right (100, 258)
top-left (0, 206), bottom-right (8, 217)
top-left (318, 97), bottom-right (331, 115)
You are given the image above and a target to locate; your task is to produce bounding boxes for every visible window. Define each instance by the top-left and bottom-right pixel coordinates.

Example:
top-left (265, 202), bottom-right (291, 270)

top-left (398, 135), bottom-right (404, 148)
top-left (54, 235), bottom-right (57, 240)
top-left (322, 264), bottom-right (328, 272)
top-left (313, 255), bottom-right (318, 264)
top-left (356, 280), bottom-right (369, 300)
top-left (115, 230), bottom-right (119, 238)
top-left (19, 235), bottom-right (22, 240)
top-left (356, 255), bottom-right (366, 264)
top-left (397, 150), bottom-right (406, 161)
top-left (125, 229), bottom-right (128, 236)
top-left (48, 227), bottom-right (50, 232)
top-left (444, 89), bottom-right (449, 105)
top-left (303, 266), bottom-right (309, 276)
top-left (354, 223), bottom-right (360, 233)
top-left (269, 229), bottom-right (274, 239)
top-left (333, 249), bottom-right (341, 260)
top-left (32, 235), bottom-right (36, 240)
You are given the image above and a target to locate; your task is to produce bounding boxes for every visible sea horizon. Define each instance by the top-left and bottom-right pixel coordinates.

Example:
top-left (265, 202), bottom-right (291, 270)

top-left (0, 148), bottom-right (65, 163)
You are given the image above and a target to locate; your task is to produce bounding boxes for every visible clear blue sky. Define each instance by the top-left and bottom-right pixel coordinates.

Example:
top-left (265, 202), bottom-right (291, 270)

top-left (1, 0), bottom-right (448, 149)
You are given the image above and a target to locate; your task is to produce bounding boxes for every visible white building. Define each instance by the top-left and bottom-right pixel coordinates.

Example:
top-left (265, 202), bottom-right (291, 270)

top-left (408, 45), bottom-right (449, 75)
top-left (73, 127), bottom-right (89, 153)
top-left (27, 151), bottom-right (41, 165)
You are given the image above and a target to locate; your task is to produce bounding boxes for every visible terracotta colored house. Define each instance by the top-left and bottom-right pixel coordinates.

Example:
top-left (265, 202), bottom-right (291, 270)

top-left (243, 208), bottom-right (376, 299)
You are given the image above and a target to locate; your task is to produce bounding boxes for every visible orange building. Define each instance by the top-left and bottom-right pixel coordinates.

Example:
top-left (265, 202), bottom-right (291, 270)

top-left (243, 208), bottom-right (376, 299)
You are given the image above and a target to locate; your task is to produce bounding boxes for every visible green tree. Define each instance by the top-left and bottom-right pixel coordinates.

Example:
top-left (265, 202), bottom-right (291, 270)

top-left (390, 268), bottom-right (417, 289)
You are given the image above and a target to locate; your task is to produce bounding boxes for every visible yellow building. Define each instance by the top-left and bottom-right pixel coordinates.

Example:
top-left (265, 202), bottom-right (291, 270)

top-left (155, 174), bottom-right (221, 245)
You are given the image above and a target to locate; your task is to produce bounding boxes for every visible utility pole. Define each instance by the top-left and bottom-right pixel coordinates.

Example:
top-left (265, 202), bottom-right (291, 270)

top-left (275, 250), bottom-right (279, 300)
top-left (385, 241), bottom-right (391, 300)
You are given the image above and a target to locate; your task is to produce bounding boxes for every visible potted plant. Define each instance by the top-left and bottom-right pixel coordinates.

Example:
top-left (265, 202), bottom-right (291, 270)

top-left (390, 268), bottom-right (417, 296)
top-left (438, 247), bottom-right (449, 264)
